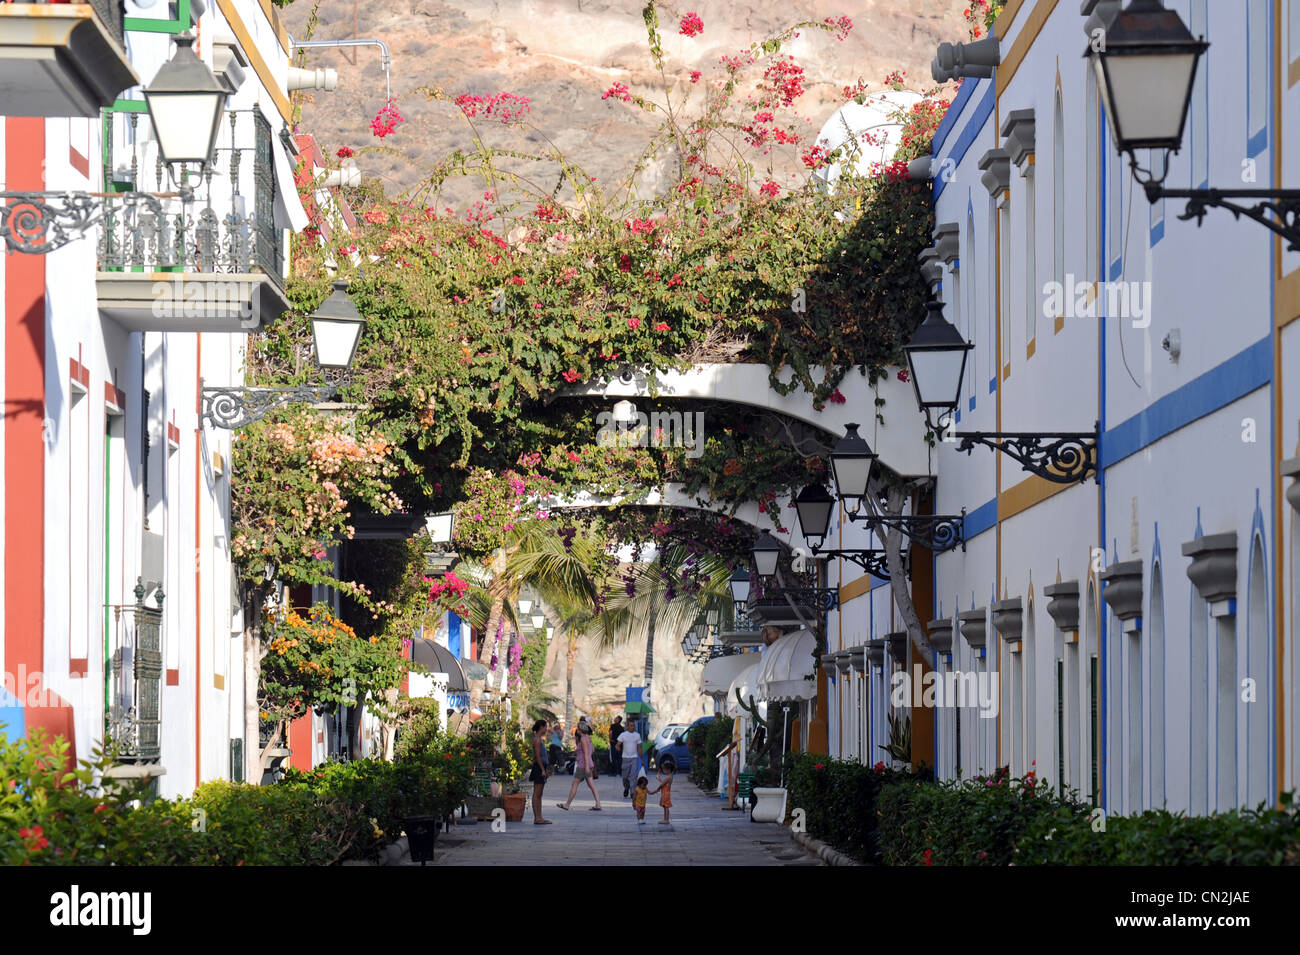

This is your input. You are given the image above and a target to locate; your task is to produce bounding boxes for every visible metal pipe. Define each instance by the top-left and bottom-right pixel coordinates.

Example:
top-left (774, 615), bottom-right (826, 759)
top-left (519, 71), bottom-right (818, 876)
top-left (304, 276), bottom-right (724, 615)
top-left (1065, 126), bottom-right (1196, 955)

top-left (288, 35), bottom-right (391, 103)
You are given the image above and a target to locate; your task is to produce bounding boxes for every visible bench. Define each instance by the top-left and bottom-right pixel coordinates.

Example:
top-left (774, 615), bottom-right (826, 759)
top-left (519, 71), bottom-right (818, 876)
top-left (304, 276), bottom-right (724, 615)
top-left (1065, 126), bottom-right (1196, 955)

top-left (736, 771), bottom-right (755, 810)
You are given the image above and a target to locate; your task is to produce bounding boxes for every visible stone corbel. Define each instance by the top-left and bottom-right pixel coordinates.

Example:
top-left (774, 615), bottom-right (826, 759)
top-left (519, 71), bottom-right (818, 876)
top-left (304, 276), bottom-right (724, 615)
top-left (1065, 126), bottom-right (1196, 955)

top-left (933, 222), bottom-right (960, 266)
top-left (991, 597), bottom-right (1024, 653)
top-left (926, 617), bottom-right (955, 664)
top-left (885, 631), bottom-right (908, 667)
top-left (865, 639), bottom-right (886, 670)
top-left (1000, 109), bottom-right (1035, 177)
top-left (1081, 0), bottom-right (1122, 39)
top-left (1182, 532), bottom-right (1238, 618)
top-left (1043, 580), bottom-right (1081, 644)
top-left (957, 607), bottom-right (988, 659)
top-left (833, 650), bottom-right (853, 672)
top-left (1100, 560), bottom-right (1143, 634)
top-left (979, 148), bottom-right (1011, 203)
top-left (1281, 456), bottom-right (1300, 517)
top-left (918, 246), bottom-right (943, 293)
top-left (848, 645), bottom-right (868, 673)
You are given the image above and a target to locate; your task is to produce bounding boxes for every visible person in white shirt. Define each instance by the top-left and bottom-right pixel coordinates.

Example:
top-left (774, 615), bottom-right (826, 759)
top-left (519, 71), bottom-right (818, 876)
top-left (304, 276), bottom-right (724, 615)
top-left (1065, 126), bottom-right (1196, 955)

top-left (616, 723), bottom-right (643, 797)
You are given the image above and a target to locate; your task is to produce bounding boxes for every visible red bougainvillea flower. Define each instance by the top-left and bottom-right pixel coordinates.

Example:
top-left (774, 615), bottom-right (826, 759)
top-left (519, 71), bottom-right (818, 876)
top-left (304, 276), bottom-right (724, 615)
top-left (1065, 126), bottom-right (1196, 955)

top-left (813, 763), bottom-right (825, 770)
top-left (897, 368), bottom-right (911, 383)
top-left (628, 317), bottom-right (642, 330)
top-left (824, 15), bottom-right (853, 40)
top-left (566, 451), bottom-right (581, 463)
top-left (689, 70), bottom-right (702, 84)
top-left (602, 82), bottom-right (633, 102)
top-left (873, 761), bottom-right (886, 772)
top-left (654, 322), bottom-right (669, 332)
top-left (679, 12), bottom-right (704, 37)
top-left (370, 99), bottom-right (405, 138)
top-left (801, 143), bottom-right (831, 170)
top-left (618, 254), bottom-right (632, 272)
top-left (828, 389), bottom-right (846, 404)
top-left (759, 181), bottom-right (780, 198)
top-left (335, 146), bottom-right (355, 159)
top-left (455, 91), bottom-right (532, 124)
top-left (561, 369), bottom-right (582, 383)
top-left (923, 848), bottom-right (933, 867)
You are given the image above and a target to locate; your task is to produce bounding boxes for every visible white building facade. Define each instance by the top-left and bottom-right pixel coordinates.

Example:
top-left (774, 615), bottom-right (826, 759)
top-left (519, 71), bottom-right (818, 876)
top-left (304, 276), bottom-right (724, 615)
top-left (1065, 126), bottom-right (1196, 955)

top-left (821, 0), bottom-right (1300, 816)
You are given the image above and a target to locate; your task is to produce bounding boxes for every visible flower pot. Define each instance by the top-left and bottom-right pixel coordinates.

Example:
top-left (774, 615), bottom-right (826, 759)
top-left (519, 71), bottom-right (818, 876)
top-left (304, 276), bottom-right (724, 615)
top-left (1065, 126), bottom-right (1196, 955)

top-left (502, 791), bottom-right (527, 822)
top-left (751, 786), bottom-right (788, 824)
top-left (405, 815), bottom-right (439, 866)
top-left (465, 795), bottom-right (503, 820)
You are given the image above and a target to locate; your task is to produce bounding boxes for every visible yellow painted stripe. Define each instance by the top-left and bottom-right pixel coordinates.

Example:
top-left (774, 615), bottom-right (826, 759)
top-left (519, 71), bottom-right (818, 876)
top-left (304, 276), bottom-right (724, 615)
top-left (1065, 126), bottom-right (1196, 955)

top-left (215, 0), bottom-right (290, 122)
top-left (997, 470), bottom-right (1074, 522)
top-left (839, 573), bottom-right (873, 605)
top-left (994, 0), bottom-right (1029, 41)
top-left (257, 0), bottom-right (290, 55)
top-left (996, 0), bottom-right (1060, 98)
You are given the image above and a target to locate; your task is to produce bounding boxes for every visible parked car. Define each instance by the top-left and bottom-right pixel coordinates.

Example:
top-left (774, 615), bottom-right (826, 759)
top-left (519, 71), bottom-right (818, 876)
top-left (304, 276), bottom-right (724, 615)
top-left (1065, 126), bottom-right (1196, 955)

top-left (653, 716), bottom-right (715, 773)
top-left (652, 723), bottom-right (688, 756)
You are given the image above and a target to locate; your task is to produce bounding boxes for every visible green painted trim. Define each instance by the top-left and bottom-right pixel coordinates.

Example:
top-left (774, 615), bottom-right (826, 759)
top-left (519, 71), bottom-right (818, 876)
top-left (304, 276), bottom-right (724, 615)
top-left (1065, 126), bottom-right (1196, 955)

top-left (110, 99), bottom-right (149, 113)
top-left (124, 0), bottom-right (191, 35)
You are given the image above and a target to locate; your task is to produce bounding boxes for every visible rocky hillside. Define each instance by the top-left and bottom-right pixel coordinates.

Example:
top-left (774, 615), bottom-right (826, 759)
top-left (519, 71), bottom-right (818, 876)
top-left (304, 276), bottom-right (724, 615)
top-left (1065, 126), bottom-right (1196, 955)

top-left (286, 0), bottom-right (971, 204)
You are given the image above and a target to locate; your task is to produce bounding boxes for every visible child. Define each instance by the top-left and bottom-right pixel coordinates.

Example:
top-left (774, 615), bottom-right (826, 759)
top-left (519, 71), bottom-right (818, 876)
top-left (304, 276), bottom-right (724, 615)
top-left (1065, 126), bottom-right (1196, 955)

top-left (650, 764), bottom-right (673, 825)
top-left (632, 776), bottom-right (649, 824)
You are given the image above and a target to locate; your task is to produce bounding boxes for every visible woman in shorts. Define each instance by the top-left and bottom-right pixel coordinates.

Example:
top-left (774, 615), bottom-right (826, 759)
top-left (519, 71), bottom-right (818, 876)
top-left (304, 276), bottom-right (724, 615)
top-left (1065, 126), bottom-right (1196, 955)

top-left (555, 717), bottom-right (603, 811)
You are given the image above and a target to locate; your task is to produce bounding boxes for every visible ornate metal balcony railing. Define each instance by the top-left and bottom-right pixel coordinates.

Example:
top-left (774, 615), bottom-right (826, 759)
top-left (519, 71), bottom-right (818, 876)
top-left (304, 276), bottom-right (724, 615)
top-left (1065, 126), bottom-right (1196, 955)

top-left (105, 580), bottom-right (164, 763)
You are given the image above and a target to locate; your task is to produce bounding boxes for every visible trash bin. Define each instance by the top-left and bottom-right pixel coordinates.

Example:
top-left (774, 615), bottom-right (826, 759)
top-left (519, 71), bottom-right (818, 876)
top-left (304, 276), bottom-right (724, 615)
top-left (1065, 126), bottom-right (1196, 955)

top-left (405, 815), bottom-right (439, 865)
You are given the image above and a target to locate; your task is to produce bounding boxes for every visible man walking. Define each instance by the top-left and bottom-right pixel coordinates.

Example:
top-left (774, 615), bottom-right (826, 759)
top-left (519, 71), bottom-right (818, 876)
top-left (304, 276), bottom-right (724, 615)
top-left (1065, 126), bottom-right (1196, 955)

top-left (608, 715), bottom-right (625, 777)
top-left (616, 719), bottom-right (643, 798)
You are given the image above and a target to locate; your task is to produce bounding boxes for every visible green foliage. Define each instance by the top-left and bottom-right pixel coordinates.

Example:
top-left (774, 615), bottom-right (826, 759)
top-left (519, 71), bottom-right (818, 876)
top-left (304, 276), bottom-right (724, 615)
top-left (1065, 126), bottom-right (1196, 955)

top-left (261, 602), bottom-right (408, 724)
top-left (686, 717), bottom-right (733, 790)
top-left (393, 699), bottom-right (443, 761)
top-left (786, 754), bottom-right (923, 862)
top-left (787, 755), bottom-right (1300, 866)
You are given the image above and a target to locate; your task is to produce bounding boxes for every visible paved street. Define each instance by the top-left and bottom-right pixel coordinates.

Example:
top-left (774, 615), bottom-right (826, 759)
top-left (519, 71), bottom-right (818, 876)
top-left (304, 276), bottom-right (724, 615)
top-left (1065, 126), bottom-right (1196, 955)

top-left (422, 770), bottom-right (820, 866)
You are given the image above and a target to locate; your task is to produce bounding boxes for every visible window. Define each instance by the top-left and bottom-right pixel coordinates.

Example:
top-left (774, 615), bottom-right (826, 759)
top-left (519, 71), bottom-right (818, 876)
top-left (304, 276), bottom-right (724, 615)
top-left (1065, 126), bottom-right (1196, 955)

top-left (1245, 536), bottom-right (1269, 807)
top-left (989, 198), bottom-right (998, 394)
top-left (1189, 587), bottom-right (1210, 814)
top-left (1025, 168), bottom-right (1037, 357)
top-left (1214, 612), bottom-right (1237, 810)
top-left (1191, 0), bottom-right (1209, 187)
top-left (1085, 582), bottom-right (1100, 805)
top-left (69, 380), bottom-right (90, 671)
top-left (1053, 91), bottom-right (1065, 331)
top-left (1247, 0), bottom-right (1268, 158)
top-left (1085, 67), bottom-right (1101, 300)
top-left (1023, 600), bottom-right (1036, 774)
top-left (999, 199), bottom-right (1012, 378)
top-left (967, 210), bottom-right (977, 409)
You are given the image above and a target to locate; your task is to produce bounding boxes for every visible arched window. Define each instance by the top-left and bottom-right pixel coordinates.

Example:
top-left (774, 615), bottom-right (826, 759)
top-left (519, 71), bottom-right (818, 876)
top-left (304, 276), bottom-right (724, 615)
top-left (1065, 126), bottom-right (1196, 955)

top-left (1084, 580), bottom-right (1100, 805)
top-left (967, 209), bottom-right (977, 409)
top-left (1189, 583), bottom-right (1210, 814)
top-left (1245, 535), bottom-right (1269, 806)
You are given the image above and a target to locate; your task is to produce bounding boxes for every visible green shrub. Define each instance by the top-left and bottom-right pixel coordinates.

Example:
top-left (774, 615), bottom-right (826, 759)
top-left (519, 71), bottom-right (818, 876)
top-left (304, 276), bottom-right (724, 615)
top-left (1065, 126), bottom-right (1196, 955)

top-left (686, 717), bottom-right (733, 791)
top-left (787, 754), bottom-right (924, 862)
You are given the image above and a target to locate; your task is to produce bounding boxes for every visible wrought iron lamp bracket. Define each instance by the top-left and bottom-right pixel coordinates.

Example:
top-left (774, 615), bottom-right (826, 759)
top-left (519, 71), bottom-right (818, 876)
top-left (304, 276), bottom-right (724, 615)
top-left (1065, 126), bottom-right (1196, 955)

top-left (841, 508), bottom-right (967, 553)
top-left (925, 409), bottom-right (1099, 485)
top-left (201, 372), bottom-right (347, 430)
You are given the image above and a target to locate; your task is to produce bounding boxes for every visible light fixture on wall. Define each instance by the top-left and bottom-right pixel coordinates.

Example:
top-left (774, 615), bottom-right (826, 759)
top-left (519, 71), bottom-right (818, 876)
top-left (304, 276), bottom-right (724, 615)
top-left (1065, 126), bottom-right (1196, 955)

top-left (1088, 0), bottom-right (1299, 250)
top-left (201, 281), bottom-right (367, 429)
top-left (902, 301), bottom-right (1098, 484)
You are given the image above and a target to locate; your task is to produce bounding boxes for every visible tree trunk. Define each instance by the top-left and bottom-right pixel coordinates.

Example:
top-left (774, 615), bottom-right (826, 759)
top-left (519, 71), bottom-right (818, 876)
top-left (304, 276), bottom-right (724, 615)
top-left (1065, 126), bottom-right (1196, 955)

top-left (885, 484), bottom-right (931, 660)
top-left (565, 628), bottom-right (577, 730)
top-left (642, 594), bottom-right (656, 686)
top-left (241, 586), bottom-right (274, 782)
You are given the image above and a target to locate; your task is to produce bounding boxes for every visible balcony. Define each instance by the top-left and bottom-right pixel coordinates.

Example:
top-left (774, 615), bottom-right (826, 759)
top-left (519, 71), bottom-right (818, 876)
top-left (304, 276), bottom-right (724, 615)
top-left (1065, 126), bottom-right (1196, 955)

top-left (95, 191), bottom-right (289, 333)
top-left (0, 2), bottom-right (138, 117)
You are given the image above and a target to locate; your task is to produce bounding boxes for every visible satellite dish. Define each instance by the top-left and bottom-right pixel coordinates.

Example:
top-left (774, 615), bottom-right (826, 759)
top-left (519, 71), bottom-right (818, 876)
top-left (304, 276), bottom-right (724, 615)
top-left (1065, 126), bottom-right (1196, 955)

top-left (809, 91), bottom-right (924, 195)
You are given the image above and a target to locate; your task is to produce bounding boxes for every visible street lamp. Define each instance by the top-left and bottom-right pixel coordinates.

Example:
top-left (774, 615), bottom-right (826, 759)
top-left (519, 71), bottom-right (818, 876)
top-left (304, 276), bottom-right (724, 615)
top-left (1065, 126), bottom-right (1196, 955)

top-left (1, 32), bottom-right (229, 254)
top-left (1088, 0), bottom-right (1300, 250)
top-left (793, 484), bottom-right (836, 552)
top-left (751, 530), bottom-right (782, 579)
top-left (201, 282), bottom-right (367, 429)
top-left (518, 597), bottom-right (533, 615)
top-left (144, 33), bottom-right (227, 168)
top-left (829, 423), bottom-right (878, 513)
top-left (530, 612), bottom-right (546, 630)
top-left (425, 512), bottom-right (455, 546)
top-left (728, 568), bottom-right (751, 608)
top-left (902, 301), bottom-right (1098, 483)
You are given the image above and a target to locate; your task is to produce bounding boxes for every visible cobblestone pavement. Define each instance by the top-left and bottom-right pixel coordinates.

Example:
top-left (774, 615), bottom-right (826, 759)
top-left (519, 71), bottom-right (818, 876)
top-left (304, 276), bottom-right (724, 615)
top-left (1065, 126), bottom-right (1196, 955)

top-left (419, 768), bottom-right (821, 866)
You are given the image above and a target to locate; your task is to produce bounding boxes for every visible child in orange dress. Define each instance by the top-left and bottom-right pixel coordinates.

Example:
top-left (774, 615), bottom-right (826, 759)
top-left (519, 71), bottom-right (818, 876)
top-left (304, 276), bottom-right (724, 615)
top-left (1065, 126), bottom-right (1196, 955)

top-left (632, 776), bottom-right (649, 823)
top-left (650, 765), bottom-right (673, 824)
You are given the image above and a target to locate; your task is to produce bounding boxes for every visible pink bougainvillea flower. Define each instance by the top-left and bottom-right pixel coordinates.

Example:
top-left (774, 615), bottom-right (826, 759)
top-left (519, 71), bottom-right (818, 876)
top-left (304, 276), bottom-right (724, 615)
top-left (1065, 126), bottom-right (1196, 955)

top-left (562, 369), bottom-right (582, 383)
top-left (618, 254), bottom-right (632, 272)
top-left (897, 368), bottom-right (911, 383)
top-left (679, 12), bottom-right (704, 37)
top-left (689, 70), bottom-right (702, 84)
top-left (628, 317), bottom-right (642, 330)
top-left (828, 389), bottom-right (846, 404)
top-left (759, 181), bottom-right (780, 198)
top-left (335, 146), bottom-right (355, 158)
top-left (654, 322), bottom-right (670, 332)
top-left (602, 82), bottom-right (633, 103)
top-left (455, 91), bottom-right (532, 124)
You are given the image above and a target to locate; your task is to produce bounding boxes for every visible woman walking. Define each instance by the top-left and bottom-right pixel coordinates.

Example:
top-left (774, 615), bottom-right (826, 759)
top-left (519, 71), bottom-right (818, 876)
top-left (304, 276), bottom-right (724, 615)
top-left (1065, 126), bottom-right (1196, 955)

top-left (530, 719), bottom-right (552, 825)
top-left (556, 717), bottom-right (603, 811)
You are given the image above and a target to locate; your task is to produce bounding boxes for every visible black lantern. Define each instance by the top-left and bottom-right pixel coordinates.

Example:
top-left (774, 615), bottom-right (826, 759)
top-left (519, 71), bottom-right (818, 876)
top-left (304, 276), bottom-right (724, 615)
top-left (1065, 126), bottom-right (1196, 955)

top-left (751, 531), bottom-right (782, 579)
top-left (794, 484), bottom-right (836, 552)
top-left (310, 281), bottom-right (367, 370)
top-left (903, 300), bottom-right (971, 425)
top-left (728, 568), bottom-right (751, 606)
top-left (144, 33), bottom-right (228, 167)
top-left (830, 423), bottom-right (878, 511)
top-left (1086, 0), bottom-right (1206, 156)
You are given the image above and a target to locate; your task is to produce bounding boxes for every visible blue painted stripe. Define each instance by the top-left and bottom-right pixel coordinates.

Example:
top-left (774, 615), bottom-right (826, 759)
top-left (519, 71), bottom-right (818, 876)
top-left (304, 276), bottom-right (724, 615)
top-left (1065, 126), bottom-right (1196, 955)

top-left (964, 497), bottom-right (997, 540)
top-left (932, 77), bottom-right (980, 157)
top-left (968, 394), bottom-right (976, 412)
top-left (0, 687), bottom-right (25, 742)
top-left (1101, 335), bottom-right (1271, 468)
top-left (988, 376), bottom-right (997, 394)
top-left (933, 83), bottom-right (996, 203)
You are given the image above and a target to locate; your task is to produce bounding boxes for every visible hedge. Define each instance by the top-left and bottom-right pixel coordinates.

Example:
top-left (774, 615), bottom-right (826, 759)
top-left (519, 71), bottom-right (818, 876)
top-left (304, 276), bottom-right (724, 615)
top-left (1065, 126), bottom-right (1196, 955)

top-left (787, 755), bottom-right (1300, 866)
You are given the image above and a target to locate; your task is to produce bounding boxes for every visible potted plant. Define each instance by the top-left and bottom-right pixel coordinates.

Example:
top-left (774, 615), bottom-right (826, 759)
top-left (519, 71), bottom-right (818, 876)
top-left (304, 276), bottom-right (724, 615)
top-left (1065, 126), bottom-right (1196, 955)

top-left (497, 721), bottom-right (530, 822)
top-left (878, 713), bottom-right (912, 771)
top-left (465, 709), bottom-right (505, 819)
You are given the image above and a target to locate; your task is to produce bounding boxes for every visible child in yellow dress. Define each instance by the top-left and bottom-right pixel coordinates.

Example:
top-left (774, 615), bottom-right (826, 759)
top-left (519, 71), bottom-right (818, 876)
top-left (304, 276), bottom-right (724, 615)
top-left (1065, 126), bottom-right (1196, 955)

top-left (650, 765), bottom-right (673, 824)
top-left (632, 776), bottom-right (649, 823)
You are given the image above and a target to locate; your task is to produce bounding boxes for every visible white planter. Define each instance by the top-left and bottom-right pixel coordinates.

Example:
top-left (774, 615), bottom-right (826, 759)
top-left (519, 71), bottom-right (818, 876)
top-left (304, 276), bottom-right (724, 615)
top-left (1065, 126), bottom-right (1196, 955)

top-left (751, 786), bottom-right (788, 823)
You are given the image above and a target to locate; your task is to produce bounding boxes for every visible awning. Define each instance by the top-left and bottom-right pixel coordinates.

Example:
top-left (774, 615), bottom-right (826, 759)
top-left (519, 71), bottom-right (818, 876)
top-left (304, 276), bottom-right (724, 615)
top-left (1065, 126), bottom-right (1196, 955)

top-left (754, 628), bottom-right (818, 702)
top-left (725, 662), bottom-right (761, 718)
top-left (411, 637), bottom-right (468, 693)
top-left (271, 132), bottom-right (311, 233)
top-left (700, 652), bottom-right (758, 698)
top-left (624, 700), bottom-right (655, 715)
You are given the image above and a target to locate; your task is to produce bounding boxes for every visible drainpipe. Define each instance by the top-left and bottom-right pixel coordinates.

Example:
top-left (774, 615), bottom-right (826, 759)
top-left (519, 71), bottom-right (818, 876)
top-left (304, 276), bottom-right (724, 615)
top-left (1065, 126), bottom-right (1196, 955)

top-left (288, 35), bottom-right (392, 103)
